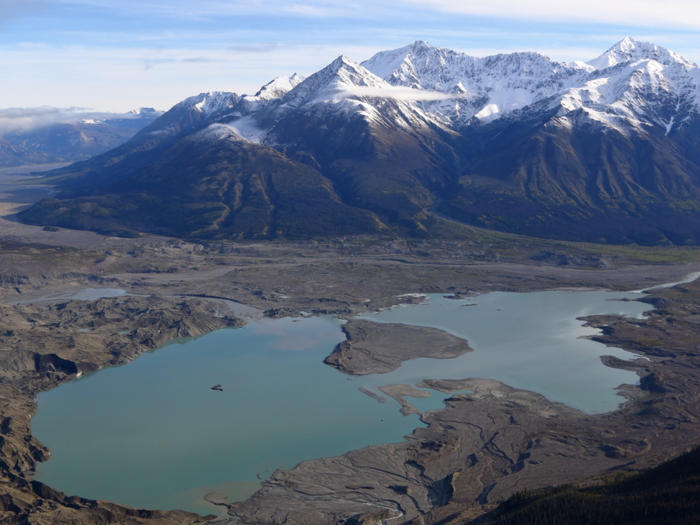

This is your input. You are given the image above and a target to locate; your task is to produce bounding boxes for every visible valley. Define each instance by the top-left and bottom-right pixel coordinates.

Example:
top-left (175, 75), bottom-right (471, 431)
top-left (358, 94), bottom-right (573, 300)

top-left (0, 109), bottom-right (163, 168)
top-left (1, 37), bottom-right (700, 525)
top-left (2, 180), bottom-right (700, 523)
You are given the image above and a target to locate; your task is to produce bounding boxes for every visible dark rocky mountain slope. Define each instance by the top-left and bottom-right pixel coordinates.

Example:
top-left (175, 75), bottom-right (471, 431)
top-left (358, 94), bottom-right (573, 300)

top-left (440, 112), bottom-right (700, 244)
top-left (21, 126), bottom-right (384, 239)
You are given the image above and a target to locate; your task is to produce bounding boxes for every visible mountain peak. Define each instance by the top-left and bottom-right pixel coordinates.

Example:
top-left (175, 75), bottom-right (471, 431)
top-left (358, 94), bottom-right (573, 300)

top-left (411, 40), bottom-right (431, 51)
top-left (328, 55), bottom-right (358, 70)
top-left (254, 74), bottom-right (306, 100)
top-left (177, 91), bottom-right (239, 117)
top-left (619, 36), bottom-right (638, 49)
top-left (362, 42), bottom-right (576, 124)
top-left (587, 37), bottom-right (694, 70)
top-left (279, 55), bottom-right (386, 108)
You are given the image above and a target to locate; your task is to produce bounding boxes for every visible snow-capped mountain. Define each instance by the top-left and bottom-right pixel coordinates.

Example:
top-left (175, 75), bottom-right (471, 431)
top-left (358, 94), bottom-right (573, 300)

top-left (162, 39), bottom-right (700, 144)
top-left (228, 73), bottom-right (307, 116)
top-left (21, 39), bottom-right (700, 246)
top-left (362, 40), bottom-right (590, 124)
top-left (174, 91), bottom-right (240, 119)
top-left (242, 55), bottom-right (454, 148)
top-left (254, 73), bottom-right (306, 100)
top-left (170, 73), bottom-right (307, 124)
top-left (558, 39), bottom-right (700, 135)
top-left (362, 38), bottom-right (700, 134)
top-left (277, 56), bottom-right (390, 105)
top-left (587, 37), bottom-right (695, 70)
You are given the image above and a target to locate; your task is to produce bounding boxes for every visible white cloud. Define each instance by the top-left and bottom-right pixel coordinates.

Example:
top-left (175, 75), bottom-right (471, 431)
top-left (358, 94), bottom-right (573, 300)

top-left (228, 42), bottom-right (280, 53)
top-left (50, 0), bottom-right (367, 19)
top-left (140, 56), bottom-right (220, 70)
top-left (46, 0), bottom-right (700, 28)
top-left (395, 0), bottom-right (700, 29)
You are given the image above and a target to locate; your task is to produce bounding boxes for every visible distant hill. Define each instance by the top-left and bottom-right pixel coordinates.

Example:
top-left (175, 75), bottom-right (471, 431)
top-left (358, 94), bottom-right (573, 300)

top-left (0, 108), bottom-right (162, 167)
top-left (19, 39), bottom-right (700, 244)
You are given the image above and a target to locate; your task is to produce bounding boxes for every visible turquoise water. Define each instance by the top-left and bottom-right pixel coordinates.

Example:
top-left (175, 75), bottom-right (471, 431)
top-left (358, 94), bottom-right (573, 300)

top-left (32, 316), bottom-right (425, 515)
top-left (32, 287), bottom-right (656, 515)
top-left (357, 290), bottom-right (650, 414)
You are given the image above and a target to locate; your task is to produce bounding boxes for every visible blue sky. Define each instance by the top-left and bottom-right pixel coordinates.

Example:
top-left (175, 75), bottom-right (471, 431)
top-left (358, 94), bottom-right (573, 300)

top-left (1, 0), bottom-right (699, 112)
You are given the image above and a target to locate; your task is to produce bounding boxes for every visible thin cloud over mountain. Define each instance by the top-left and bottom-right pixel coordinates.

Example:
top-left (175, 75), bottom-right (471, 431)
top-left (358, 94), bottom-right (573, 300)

top-left (336, 85), bottom-right (465, 101)
top-left (0, 107), bottom-right (159, 134)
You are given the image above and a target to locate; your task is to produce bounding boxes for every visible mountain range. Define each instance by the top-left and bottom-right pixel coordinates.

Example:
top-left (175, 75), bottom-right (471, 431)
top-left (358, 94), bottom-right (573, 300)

top-left (0, 108), bottom-right (162, 167)
top-left (19, 38), bottom-right (700, 245)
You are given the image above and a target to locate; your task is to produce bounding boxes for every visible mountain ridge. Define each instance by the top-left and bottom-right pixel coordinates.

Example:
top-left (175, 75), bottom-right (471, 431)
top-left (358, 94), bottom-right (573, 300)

top-left (19, 38), bottom-right (700, 245)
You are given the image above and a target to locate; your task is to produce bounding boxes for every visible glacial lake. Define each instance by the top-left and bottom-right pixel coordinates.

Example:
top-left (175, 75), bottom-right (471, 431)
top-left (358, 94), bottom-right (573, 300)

top-left (31, 284), bottom-right (676, 515)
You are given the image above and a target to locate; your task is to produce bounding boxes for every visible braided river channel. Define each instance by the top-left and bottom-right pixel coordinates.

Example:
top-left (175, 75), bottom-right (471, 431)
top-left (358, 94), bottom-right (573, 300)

top-left (31, 278), bottom-right (698, 515)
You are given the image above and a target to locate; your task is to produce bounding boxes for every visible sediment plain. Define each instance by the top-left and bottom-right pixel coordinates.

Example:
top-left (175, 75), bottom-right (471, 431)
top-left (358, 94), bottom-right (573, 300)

top-left (1, 167), bottom-right (700, 524)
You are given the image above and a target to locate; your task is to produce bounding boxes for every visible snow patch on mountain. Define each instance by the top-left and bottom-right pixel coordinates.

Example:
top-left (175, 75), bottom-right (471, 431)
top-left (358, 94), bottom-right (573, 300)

top-left (569, 61), bottom-right (596, 73)
top-left (362, 41), bottom-right (591, 125)
top-left (194, 123), bottom-right (250, 144)
top-left (362, 38), bottom-right (700, 134)
top-left (225, 116), bottom-right (268, 144)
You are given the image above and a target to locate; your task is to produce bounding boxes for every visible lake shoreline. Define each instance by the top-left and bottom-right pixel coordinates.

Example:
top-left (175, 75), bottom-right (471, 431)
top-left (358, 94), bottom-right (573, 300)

top-left (230, 279), bottom-right (700, 524)
top-left (17, 274), bottom-right (699, 524)
top-left (2, 235), bottom-right (700, 523)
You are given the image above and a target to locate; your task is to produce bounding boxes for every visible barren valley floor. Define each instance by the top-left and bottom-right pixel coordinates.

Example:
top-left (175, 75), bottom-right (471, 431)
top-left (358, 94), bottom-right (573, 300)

top-left (1, 168), bottom-right (700, 524)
